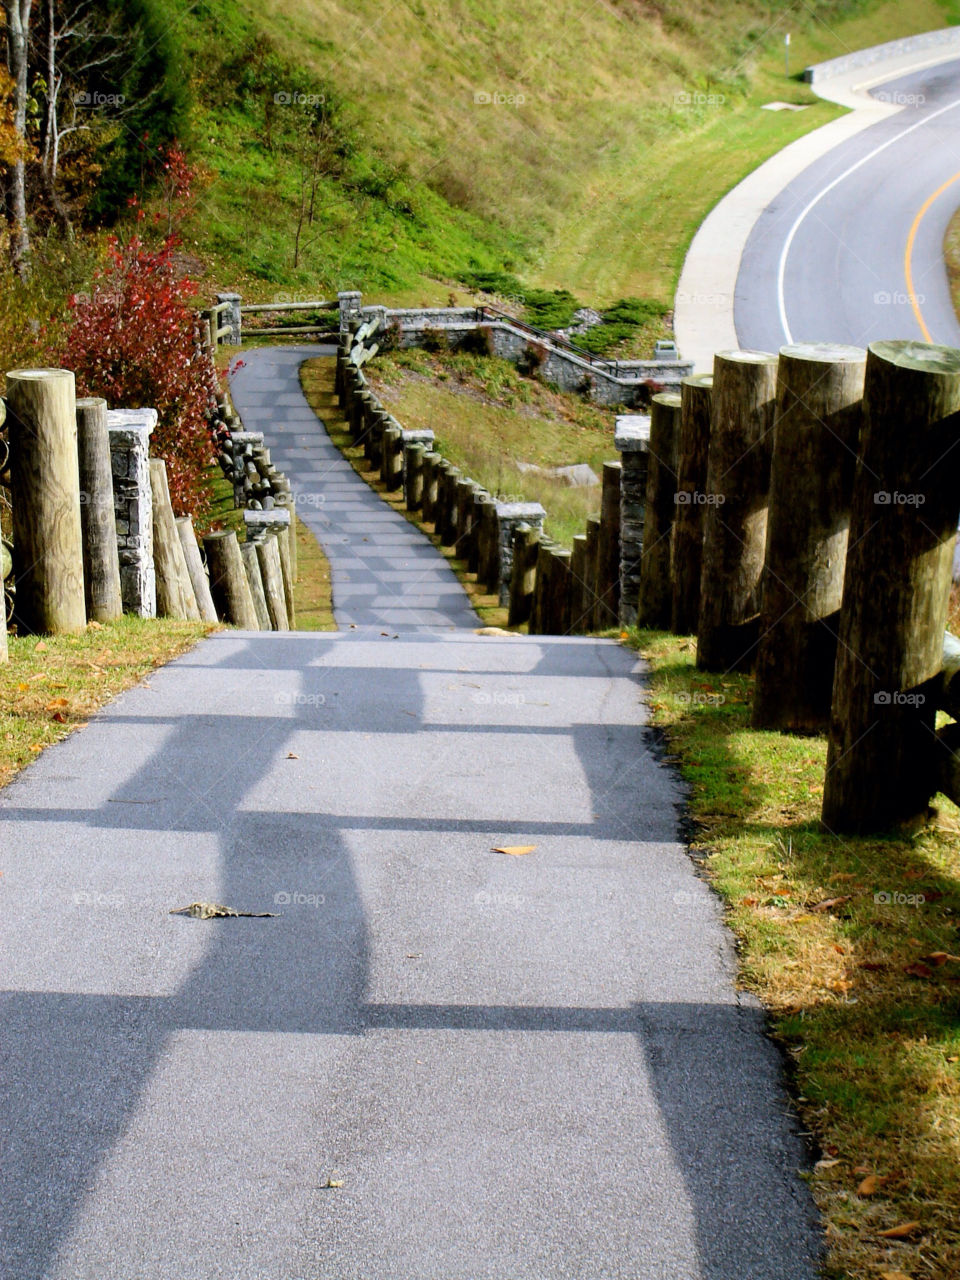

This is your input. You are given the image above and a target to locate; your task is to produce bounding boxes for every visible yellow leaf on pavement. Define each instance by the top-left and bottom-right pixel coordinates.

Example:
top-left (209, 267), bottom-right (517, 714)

top-left (493, 845), bottom-right (536, 856)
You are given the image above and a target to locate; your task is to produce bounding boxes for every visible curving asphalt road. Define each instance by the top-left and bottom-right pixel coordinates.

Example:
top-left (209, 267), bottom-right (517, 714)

top-left (736, 59), bottom-right (960, 351)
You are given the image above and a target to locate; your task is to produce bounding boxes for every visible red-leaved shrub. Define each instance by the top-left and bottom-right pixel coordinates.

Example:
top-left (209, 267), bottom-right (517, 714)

top-left (62, 235), bottom-right (218, 518)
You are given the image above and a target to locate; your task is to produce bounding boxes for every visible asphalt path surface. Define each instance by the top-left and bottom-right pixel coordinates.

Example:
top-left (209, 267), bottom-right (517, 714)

top-left (0, 348), bottom-right (822, 1278)
top-left (736, 60), bottom-right (960, 351)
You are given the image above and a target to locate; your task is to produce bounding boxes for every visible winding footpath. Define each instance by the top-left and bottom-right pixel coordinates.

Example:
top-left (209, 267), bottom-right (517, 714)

top-left (0, 347), bottom-right (820, 1279)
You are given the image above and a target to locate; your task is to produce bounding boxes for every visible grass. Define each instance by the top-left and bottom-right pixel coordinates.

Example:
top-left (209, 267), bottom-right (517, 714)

top-left (631, 628), bottom-right (960, 1279)
top-left (0, 617), bottom-right (213, 790)
top-left (944, 203), bottom-right (960, 323)
top-left (298, 355), bottom-right (509, 627)
top-left (168, 0), bottom-right (958, 313)
top-left (362, 347), bottom-right (619, 548)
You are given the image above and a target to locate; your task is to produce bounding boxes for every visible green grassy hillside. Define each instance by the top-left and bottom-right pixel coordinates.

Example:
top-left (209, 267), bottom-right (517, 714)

top-left (173, 0), bottom-right (960, 310)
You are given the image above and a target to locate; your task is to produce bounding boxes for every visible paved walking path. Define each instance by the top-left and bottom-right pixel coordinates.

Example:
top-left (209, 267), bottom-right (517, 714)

top-left (230, 345), bottom-right (478, 631)
top-left (0, 347), bottom-right (821, 1278)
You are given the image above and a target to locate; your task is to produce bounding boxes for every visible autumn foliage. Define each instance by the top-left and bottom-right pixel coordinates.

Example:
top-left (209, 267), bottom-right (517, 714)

top-left (62, 236), bottom-right (218, 517)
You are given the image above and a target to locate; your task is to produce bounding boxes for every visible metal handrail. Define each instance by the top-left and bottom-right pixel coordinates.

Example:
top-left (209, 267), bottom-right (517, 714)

top-left (476, 304), bottom-right (612, 369)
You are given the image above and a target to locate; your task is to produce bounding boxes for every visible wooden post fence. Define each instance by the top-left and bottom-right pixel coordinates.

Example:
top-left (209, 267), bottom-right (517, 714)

top-left (203, 530), bottom-right (260, 629)
top-left (595, 461), bottom-right (622, 629)
top-left (6, 368), bottom-right (86, 634)
top-left (150, 460), bottom-right (201, 621)
top-left (821, 340), bottom-right (960, 833)
top-left (752, 343), bottom-right (865, 733)
top-left (76, 397), bottom-right (123, 623)
top-left (175, 516), bottom-right (218, 623)
top-left (697, 349), bottom-right (778, 670)
top-left (671, 373), bottom-right (713, 635)
top-left (637, 391), bottom-right (681, 629)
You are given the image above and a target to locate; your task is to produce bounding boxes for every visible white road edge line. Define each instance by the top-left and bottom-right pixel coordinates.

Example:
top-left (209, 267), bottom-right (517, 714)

top-left (776, 95), bottom-right (960, 344)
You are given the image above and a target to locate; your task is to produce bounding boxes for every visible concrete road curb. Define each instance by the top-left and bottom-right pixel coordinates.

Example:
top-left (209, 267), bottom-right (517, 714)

top-left (674, 27), bottom-right (960, 373)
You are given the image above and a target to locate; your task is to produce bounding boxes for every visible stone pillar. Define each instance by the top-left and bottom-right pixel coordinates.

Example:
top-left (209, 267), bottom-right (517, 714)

top-left (107, 408), bottom-right (157, 618)
top-left (338, 291), bottom-right (363, 333)
top-left (216, 292), bottom-right (242, 345)
top-left (496, 502), bottom-right (546, 607)
top-left (614, 415), bottom-right (650, 628)
top-left (243, 508), bottom-right (291, 543)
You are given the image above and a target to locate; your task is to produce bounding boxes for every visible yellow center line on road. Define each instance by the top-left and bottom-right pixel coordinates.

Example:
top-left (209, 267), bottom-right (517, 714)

top-left (904, 168), bottom-right (960, 342)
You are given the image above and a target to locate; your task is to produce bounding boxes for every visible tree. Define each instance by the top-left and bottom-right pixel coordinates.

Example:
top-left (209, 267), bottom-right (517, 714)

top-left (3, 0), bottom-right (34, 276)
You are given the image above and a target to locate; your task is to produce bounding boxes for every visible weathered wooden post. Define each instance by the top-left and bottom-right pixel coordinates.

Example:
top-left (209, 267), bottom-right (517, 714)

top-left (570, 533), bottom-right (588, 633)
top-left (439, 465), bottom-right (461, 548)
top-left (822, 341), bottom-right (960, 832)
top-left (508, 522), bottom-right (539, 627)
top-left (468, 490), bottom-right (487, 574)
top-left (477, 496), bottom-right (500, 591)
top-left (421, 452), bottom-right (440, 526)
top-left (697, 349), bottom-right (778, 670)
top-left (276, 527), bottom-right (296, 629)
top-left (255, 535), bottom-right (290, 631)
top-left (383, 424), bottom-right (404, 492)
top-left (175, 516), bottom-right (218, 623)
top-left (240, 540), bottom-right (271, 631)
top-left (6, 368), bottom-right (86, 634)
top-left (671, 373), bottom-right (713, 634)
top-left (75, 397), bottom-right (123, 623)
top-left (583, 515), bottom-right (600, 632)
top-left (203, 530), bottom-right (260, 629)
top-left (753, 344), bottom-right (865, 733)
top-left (405, 442), bottom-right (426, 511)
top-left (150, 460), bottom-right (201, 621)
top-left (637, 391), bottom-right (682, 629)
top-left (455, 478), bottom-right (477, 557)
top-left (594, 461), bottom-right (622, 629)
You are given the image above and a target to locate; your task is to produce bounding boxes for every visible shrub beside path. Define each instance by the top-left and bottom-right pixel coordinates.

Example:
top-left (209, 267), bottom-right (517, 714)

top-left (0, 346), bottom-right (820, 1278)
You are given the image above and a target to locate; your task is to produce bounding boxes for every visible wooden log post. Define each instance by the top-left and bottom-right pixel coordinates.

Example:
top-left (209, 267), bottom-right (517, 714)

top-left (508, 522), bottom-right (540, 627)
top-left (255, 535), bottom-right (290, 631)
top-left (439, 465), bottom-right (461, 548)
top-left (468, 490), bottom-right (487, 574)
top-left (421, 452), bottom-right (440, 526)
top-left (6, 368), bottom-right (86, 634)
top-left (614, 418), bottom-right (649, 628)
top-left (240, 540), bottom-right (271, 630)
top-left (570, 534), bottom-right (588, 633)
top-left (583, 515), bottom-right (600, 633)
top-left (637, 391), bottom-right (682, 629)
top-left (76, 397), bottom-right (123, 623)
top-left (149, 460), bottom-right (201, 620)
top-left (697, 349), bottom-right (778, 671)
top-left (594, 461), bottom-right (622, 629)
top-left (477, 497), bottom-right (500, 591)
top-left (275, 527), bottom-right (296, 628)
top-left (175, 516), bottom-right (218, 622)
top-left (405, 442), bottom-right (426, 511)
top-left (384, 425), bottom-right (404, 492)
top-left (203, 530), bottom-right (260, 629)
top-left (671, 373), bottom-right (713, 634)
top-left (822, 340), bottom-right (960, 833)
top-left (455, 478), bottom-right (478, 558)
top-left (752, 343), bottom-right (866, 733)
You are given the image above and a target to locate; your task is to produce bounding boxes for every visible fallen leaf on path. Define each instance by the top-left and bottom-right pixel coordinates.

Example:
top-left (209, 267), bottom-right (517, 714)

top-left (809, 896), bottom-right (852, 912)
top-left (51, 712), bottom-right (67, 724)
top-left (857, 1174), bottom-right (888, 1195)
top-left (169, 902), bottom-right (277, 919)
top-left (904, 963), bottom-right (934, 979)
top-left (921, 951), bottom-right (960, 965)
top-left (877, 1222), bottom-right (921, 1239)
top-left (325, 1174), bottom-right (344, 1189)
top-left (45, 698), bottom-right (69, 710)
top-left (493, 845), bottom-right (536, 856)
top-left (814, 1158), bottom-right (840, 1170)
top-left (286, 752), bottom-right (299, 759)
